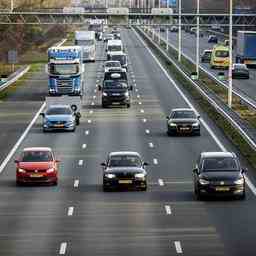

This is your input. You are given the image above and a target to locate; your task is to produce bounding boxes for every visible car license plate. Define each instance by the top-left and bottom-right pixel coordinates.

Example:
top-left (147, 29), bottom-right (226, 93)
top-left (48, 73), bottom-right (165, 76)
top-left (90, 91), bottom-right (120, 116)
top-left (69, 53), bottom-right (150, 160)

top-left (180, 127), bottom-right (190, 131)
top-left (119, 180), bottom-right (132, 184)
top-left (30, 174), bottom-right (43, 178)
top-left (112, 93), bottom-right (120, 96)
top-left (215, 187), bottom-right (230, 192)
top-left (54, 124), bottom-right (64, 128)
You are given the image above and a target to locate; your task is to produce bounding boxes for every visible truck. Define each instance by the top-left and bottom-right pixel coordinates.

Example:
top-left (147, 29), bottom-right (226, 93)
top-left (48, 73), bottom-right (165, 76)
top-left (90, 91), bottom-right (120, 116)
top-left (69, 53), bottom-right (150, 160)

top-left (236, 31), bottom-right (256, 67)
top-left (46, 46), bottom-right (84, 96)
top-left (75, 31), bottom-right (96, 62)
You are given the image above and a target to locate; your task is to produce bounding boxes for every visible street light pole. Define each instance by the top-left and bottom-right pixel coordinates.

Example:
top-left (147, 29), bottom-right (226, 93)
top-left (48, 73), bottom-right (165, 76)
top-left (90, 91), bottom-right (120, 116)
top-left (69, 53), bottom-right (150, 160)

top-left (228, 0), bottom-right (233, 108)
top-left (196, 0), bottom-right (200, 78)
top-left (11, 0), bottom-right (14, 12)
top-left (178, 0), bottom-right (182, 62)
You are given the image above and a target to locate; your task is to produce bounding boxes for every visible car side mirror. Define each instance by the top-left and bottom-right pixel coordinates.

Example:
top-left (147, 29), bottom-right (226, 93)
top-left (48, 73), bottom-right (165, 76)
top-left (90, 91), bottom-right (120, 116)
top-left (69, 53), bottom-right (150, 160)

top-left (193, 168), bottom-right (199, 174)
top-left (143, 162), bottom-right (149, 166)
top-left (130, 85), bottom-right (133, 91)
top-left (242, 168), bottom-right (247, 174)
top-left (40, 113), bottom-right (45, 117)
top-left (55, 159), bottom-right (60, 163)
top-left (98, 85), bottom-right (102, 91)
top-left (166, 116), bottom-right (169, 120)
top-left (197, 115), bottom-right (201, 119)
top-left (101, 162), bottom-right (106, 167)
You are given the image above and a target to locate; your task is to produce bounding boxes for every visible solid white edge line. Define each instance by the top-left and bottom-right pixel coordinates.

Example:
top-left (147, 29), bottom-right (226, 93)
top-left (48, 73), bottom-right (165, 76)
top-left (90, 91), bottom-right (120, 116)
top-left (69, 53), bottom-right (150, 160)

top-left (134, 28), bottom-right (256, 197)
top-left (67, 206), bottom-right (74, 216)
top-left (74, 179), bottom-right (79, 188)
top-left (0, 102), bottom-right (46, 173)
top-left (59, 242), bottom-right (67, 255)
top-left (174, 241), bottom-right (183, 254)
top-left (165, 205), bottom-right (172, 215)
top-left (158, 179), bottom-right (164, 186)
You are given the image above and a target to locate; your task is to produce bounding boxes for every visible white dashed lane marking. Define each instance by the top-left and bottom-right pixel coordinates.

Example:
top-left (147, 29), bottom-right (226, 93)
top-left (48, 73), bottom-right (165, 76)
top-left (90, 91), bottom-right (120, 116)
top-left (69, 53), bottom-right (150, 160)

top-left (85, 130), bottom-right (90, 135)
top-left (140, 109), bottom-right (144, 113)
top-left (149, 142), bottom-right (154, 148)
top-left (74, 179), bottom-right (79, 188)
top-left (174, 241), bottom-right (183, 254)
top-left (158, 179), bottom-right (164, 186)
top-left (153, 158), bottom-right (158, 165)
top-left (88, 120), bottom-right (92, 124)
top-left (165, 205), bottom-right (172, 215)
top-left (142, 118), bottom-right (147, 123)
top-left (59, 242), bottom-right (67, 255)
top-left (82, 144), bottom-right (87, 149)
top-left (78, 160), bottom-right (84, 166)
top-left (67, 207), bottom-right (74, 216)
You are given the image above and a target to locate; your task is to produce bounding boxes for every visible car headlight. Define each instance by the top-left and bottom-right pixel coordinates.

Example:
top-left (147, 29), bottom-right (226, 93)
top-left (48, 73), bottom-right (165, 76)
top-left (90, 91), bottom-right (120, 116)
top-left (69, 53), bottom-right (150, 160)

top-left (46, 168), bottom-right (55, 173)
top-left (124, 91), bottom-right (129, 97)
top-left (192, 122), bottom-right (200, 127)
top-left (234, 178), bottom-right (244, 185)
top-left (199, 178), bottom-right (210, 185)
top-left (18, 168), bottom-right (26, 173)
top-left (168, 122), bottom-right (176, 127)
top-left (135, 173), bottom-right (146, 179)
top-left (66, 120), bottom-right (74, 126)
top-left (105, 173), bottom-right (116, 179)
top-left (102, 92), bottom-right (108, 97)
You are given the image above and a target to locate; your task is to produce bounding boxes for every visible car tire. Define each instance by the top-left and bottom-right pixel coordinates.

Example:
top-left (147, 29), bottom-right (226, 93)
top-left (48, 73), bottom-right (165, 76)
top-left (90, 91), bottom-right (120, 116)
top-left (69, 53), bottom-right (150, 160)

top-left (140, 186), bottom-right (147, 191)
top-left (103, 185), bottom-right (110, 192)
top-left (102, 103), bottom-right (107, 108)
top-left (195, 187), bottom-right (202, 200)
top-left (167, 130), bottom-right (174, 136)
top-left (127, 103), bottom-right (130, 108)
top-left (53, 181), bottom-right (58, 186)
top-left (238, 191), bottom-right (246, 200)
top-left (194, 130), bottom-right (201, 136)
top-left (16, 181), bottom-right (22, 186)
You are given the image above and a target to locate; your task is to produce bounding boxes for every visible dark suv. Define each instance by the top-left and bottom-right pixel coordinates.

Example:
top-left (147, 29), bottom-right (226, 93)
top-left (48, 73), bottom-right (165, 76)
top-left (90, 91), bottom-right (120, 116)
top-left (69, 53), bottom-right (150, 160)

top-left (193, 152), bottom-right (246, 200)
top-left (99, 71), bottom-right (132, 108)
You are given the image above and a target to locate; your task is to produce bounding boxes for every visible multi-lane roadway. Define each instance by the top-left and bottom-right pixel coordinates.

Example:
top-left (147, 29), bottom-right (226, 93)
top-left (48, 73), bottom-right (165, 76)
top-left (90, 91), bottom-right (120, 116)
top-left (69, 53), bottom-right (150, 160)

top-left (159, 28), bottom-right (256, 102)
top-left (0, 28), bottom-right (256, 255)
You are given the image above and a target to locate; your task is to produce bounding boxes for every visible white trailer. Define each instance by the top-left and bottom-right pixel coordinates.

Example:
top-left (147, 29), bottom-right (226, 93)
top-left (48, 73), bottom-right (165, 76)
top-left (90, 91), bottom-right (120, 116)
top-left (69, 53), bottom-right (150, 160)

top-left (75, 31), bottom-right (96, 62)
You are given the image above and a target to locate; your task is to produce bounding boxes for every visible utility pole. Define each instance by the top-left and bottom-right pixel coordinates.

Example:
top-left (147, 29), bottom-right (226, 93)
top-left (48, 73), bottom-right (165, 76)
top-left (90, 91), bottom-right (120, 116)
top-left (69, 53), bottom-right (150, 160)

top-left (196, 0), bottom-right (200, 78)
top-left (11, 0), bottom-right (14, 12)
top-left (228, 0), bottom-right (233, 108)
top-left (178, 0), bottom-right (182, 62)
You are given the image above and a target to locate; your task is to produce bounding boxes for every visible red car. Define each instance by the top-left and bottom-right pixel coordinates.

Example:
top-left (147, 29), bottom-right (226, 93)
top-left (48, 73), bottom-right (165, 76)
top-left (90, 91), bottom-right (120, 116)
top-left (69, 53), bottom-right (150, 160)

top-left (15, 147), bottom-right (59, 185)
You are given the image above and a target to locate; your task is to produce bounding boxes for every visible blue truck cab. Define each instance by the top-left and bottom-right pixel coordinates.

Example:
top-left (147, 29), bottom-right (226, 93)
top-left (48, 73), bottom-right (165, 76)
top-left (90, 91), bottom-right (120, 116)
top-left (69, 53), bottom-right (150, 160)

top-left (46, 46), bottom-right (85, 96)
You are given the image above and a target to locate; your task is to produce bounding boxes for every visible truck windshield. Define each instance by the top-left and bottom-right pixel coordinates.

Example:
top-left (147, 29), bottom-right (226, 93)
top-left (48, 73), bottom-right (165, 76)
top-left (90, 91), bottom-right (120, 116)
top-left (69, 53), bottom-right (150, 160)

top-left (215, 50), bottom-right (229, 58)
top-left (50, 64), bottom-right (79, 75)
top-left (108, 45), bottom-right (122, 52)
top-left (76, 40), bottom-right (94, 46)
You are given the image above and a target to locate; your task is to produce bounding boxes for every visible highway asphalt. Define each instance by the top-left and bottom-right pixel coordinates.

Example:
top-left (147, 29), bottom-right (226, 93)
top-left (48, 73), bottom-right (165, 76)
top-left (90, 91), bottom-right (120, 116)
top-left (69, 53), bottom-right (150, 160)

top-left (159, 29), bottom-right (256, 102)
top-left (0, 28), bottom-right (256, 255)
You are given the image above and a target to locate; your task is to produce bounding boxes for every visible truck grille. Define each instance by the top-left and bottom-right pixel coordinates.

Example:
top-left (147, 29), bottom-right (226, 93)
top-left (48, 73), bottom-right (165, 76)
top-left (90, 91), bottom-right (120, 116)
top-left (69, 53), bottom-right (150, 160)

top-left (57, 79), bottom-right (73, 94)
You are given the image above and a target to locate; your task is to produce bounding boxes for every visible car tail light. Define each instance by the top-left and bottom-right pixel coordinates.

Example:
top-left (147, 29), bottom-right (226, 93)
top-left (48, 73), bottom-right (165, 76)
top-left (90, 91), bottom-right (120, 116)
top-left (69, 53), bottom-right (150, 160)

top-left (18, 168), bottom-right (26, 173)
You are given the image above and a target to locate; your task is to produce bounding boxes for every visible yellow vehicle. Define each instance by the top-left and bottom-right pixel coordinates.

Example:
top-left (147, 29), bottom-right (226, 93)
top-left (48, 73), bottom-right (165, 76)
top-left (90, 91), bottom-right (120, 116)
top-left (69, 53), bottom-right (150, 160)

top-left (210, 44), bottom-right (230, 69)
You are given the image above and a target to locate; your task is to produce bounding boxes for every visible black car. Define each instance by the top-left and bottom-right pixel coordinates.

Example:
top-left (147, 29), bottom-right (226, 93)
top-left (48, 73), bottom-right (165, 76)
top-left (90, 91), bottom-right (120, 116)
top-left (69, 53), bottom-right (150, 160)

top-left (208, 35), bottom-right (218, 43)
top-left (101, 151), bottom-right (148, 191)
top-left (232, 64), bottom-right (250, 79)
top-left (201, 50), bottom-right (212, 63)
top-left (193, 152), bottom-right (246, 200)
top-left (99, 71), bottom-right (132, 108)
top-left (166, 108), bottom-right (200, 136)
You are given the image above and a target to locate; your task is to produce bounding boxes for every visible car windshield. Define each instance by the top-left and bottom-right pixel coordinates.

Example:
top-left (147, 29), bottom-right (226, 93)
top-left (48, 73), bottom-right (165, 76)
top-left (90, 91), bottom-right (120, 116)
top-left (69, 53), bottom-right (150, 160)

top-left (108, 45), bottom-right (122, 51)
top-left (234, 64), bottom-right (246, 70)
top-left (171, 110), bottom-right (196, 119)
top-left (111, 55), bottom-right (126, 65)
top-left (215, 50), bottom-right (229, 58)
top-left (109, 155), bottom-right (142, 167)
top-left (204, 52), bottom-right (212, 57)
top-left (104, 80), bottom-right (128, 89)
top-left (50, 64), bottom-right (79, 75)
top-left (21, 151), bottom-right (53, 162)
top-left (105, 62), bottom-right (120, 68)
top-left (46, 107), bottom-right (72, 115)
top-left (202, 157), bottom-right (239, 172)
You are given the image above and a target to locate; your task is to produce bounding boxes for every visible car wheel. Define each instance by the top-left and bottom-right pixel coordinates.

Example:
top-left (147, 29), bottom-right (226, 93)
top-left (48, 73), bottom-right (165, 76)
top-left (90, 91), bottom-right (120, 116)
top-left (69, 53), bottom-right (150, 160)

top-left (140, 186), bottom-right (147, 191)
top-left (103, 185), bottom-right (110, 192)
top-left (195, 186), bottom-right (202, 200)
top-left (16, 181), bottom-right (22, 186)
top-left (127, 103), bottom-right (130, 108)
top-left (194, 130), bottom-right (201, 136)
top-left (102, 103), bottom-right (107, 108)
top-left (238, 191), bottom-right (246, 200)
top-left (53, 181), bottom-right (58, 186)
top-left (167, 130), bottom-right (173, 136)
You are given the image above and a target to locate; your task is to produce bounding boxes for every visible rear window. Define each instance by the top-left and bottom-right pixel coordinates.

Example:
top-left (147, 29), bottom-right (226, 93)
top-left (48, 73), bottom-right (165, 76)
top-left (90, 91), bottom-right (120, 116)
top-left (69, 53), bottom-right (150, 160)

top-left (202, 157), bottom-right (239, 172)
top-left (215, 50), bottom-right (229, 58)
top-left (21, 151), bottom-right (53, 162)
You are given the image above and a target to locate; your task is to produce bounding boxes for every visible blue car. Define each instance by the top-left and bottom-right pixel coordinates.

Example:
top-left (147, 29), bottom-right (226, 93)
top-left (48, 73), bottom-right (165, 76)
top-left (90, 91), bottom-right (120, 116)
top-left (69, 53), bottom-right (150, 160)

top-left (41, 105), bottom-right (81, 132)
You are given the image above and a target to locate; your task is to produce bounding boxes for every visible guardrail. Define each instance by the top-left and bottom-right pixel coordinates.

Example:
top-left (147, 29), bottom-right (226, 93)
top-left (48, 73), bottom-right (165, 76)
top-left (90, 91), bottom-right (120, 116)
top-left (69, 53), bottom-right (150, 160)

top-left (135, 26), bottom-right (256, 152)
top-left (155, 29), bottom-right (256, 111)
top-left (0, 65), bottom-right (30, 92)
